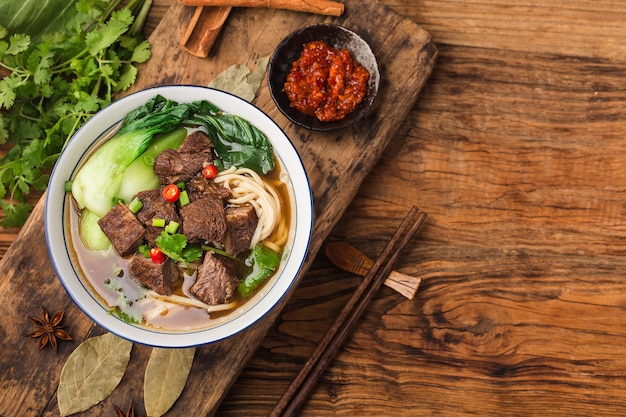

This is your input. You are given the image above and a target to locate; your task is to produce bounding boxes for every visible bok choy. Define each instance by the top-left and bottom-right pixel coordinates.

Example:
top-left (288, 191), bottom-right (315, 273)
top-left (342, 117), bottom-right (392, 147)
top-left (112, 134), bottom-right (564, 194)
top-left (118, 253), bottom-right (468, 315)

top-left (72, 96), bottom-right (194, 217)
top-left (186, 100), bottom-right (275, 175)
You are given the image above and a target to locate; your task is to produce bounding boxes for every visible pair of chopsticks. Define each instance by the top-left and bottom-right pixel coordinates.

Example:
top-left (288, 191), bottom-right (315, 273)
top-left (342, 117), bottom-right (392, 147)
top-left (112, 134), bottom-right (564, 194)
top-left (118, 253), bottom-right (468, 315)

top-left (179, 0), bottom-right (345, 57)
top-left (269, 206), bottom-right (427, 417)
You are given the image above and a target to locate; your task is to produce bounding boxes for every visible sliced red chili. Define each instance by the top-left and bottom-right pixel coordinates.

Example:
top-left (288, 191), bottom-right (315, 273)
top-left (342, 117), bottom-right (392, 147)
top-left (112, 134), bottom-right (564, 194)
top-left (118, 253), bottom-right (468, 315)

top-left (162, 184), bottom-right (180, 203)
top-left (149, 247), bottom-right (166, 264)
top-left (202, 164), bottom-right (218, 179)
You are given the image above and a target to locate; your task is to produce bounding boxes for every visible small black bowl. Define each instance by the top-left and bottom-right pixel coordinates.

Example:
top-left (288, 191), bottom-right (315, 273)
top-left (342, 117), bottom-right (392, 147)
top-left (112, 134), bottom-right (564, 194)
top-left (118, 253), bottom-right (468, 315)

top-left (268, 24), bottom-right (380, 131)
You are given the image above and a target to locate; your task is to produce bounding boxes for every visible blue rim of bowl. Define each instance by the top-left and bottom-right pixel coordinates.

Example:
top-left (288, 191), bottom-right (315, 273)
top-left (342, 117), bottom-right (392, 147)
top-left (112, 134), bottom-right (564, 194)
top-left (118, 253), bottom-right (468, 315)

top-left (44, 85), bottom-right (314, 348)
top-left (268, 24), bottom-right (380, 131)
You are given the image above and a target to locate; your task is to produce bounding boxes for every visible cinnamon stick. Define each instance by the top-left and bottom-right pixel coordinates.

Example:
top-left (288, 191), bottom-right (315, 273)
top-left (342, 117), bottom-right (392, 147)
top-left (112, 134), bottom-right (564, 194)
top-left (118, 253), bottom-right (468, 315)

top-left (181, 6), bottom-right (232, 57)
top-left (178, 0), bottom-right (344, 17)
top-left (268, 206), bottom-right (427, 417)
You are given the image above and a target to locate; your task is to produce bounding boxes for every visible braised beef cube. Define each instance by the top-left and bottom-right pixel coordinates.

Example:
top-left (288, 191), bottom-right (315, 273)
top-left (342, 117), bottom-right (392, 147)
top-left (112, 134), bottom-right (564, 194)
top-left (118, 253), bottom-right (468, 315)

top-left (129, 254), bottom-right (177, 295)
top-left (153, 148), bottom-right (212, 184)
top-left (190, 251), bottom-right (238, 305)
top-left (154, 132), bottom-right (215, 185)
top-left (180, 194), bottom-right (227, 243)
top-left (134, 189), bottom-right (181, 245)
top-left (224, 205), bottom-right (258, 256)
top-left (178, 131), bottom-right (214, 154)
top-left (97, 202), bottom-right (145, 257)
top-left (187, 174), bottom-right (232, 203)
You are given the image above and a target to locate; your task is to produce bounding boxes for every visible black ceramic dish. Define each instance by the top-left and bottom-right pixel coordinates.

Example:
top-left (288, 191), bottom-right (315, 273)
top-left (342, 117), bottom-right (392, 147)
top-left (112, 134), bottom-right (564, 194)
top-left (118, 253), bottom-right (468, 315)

top-left (268, 24), bottom-right (380, 131)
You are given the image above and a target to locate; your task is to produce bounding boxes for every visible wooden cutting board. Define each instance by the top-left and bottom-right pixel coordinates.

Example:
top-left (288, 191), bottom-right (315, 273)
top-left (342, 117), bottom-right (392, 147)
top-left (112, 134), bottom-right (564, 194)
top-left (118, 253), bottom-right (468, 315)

top-left (0, 1), bottom-right (436, 416)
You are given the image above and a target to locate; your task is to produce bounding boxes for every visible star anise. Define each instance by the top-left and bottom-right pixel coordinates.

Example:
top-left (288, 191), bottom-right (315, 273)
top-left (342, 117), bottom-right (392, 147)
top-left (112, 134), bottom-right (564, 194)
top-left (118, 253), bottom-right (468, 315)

top-left (28, 306), bottom-right (73, 350)
top-left (114, 402), bottom-right (143, 417)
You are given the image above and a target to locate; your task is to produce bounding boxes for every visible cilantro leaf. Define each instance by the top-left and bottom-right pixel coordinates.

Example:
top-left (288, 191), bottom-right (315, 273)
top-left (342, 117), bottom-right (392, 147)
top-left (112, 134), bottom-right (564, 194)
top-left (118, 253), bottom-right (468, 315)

top-left (155, 231), bottom-right (205, 265)
top-left (155, 232), bottom-right (188, 264)
top-left (117, 64), bottom-right (138, 91)
top-left (0, 200), bottom-right (32, 228)
top-left (6, 34), bottom-right (30, 55)
top-left (131, 40), bottom-right (151, 63)
top-left (86, 9), bottom-right (133, 56)
top-left (0, 115), bottom-right (8, 143)
top-left (0, 78), bottom-right (16, 109)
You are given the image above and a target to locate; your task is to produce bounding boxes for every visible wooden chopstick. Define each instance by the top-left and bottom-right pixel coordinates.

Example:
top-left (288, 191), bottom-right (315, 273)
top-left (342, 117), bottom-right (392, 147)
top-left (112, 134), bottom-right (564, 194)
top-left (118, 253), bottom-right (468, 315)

top-left (268, 206), bottom-right (427, 417)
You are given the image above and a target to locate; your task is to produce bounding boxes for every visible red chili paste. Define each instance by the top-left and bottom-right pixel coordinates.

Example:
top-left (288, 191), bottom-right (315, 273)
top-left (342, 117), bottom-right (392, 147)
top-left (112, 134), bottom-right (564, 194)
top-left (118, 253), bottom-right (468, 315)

top-left (284, 40), bottom-right (370, 122)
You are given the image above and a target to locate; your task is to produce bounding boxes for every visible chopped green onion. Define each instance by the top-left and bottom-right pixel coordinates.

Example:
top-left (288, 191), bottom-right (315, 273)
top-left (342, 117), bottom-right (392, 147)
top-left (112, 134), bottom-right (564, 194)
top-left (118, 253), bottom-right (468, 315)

top-left (138, 245), bottom-right (151, 258)
top-left (179, 190), bottom-right (190, 207)
top-left (152, 218), bottom-right (166, 228)
top-left (64, 181), bottom-right (73, 192)
top-left (213, 158), bottom-right (225, 171)
top-left (176, 181), bottom-right (186, 190)
top-left (128, 196), bottom-right (143, 213)
top-left (166, 221), bottom-right (180, 234)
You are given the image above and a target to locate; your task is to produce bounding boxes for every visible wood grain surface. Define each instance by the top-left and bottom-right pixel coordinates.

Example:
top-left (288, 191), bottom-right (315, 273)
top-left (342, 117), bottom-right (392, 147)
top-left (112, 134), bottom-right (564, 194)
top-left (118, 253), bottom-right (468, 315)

top-left (4, 0), bottom-right (626, 416)
top-left (0, 0), bottom-right (435, 416)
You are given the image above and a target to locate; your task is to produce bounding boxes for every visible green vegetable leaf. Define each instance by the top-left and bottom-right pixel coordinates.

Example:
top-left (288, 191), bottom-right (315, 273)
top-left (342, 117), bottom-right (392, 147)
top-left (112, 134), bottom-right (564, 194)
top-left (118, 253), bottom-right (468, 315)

top-left (0, 200), bottom-right (32, 228)
top-left (187, 103), bottom-right (275, 175)
top-left (85, 8), bottom-right (134, 55)
top-left (0, 78), bottom-right (16, 109)
top-left (238, 244), bottom-right (281, 297)
top-left (0, 114), bottom-right (8, 143)
top-left (183, 244), bottom-right (206, 262)
top-left (155, 231), bottom-right (189, 263)
top-left (144, 347), bottom-right (196, 417)
top-left (131, 39), bottom-right (151, 63)
top-left (57, 333), bottom-right (133, 416)
top-left (6, 34), bottom-right (30, 55)
top-left (0, 1), bottom-right (79, 42)
top-left (116, 63), bottom-right (138, 91)
top-left (110, 306), bottom-right (142, 324)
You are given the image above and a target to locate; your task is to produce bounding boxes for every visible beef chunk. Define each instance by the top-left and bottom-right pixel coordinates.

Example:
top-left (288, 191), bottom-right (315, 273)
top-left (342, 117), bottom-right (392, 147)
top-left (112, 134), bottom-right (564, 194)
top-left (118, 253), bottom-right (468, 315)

top-left (180, 194), bottom-right (227, 243)
top-left (224, 205), bottom-right (258, 256)
top-left (97, 202), bottom-right (145, 257)
top-left (129, 254), bottom-right (177, 295)
top-left (153, 132), bottom-right (214, 184)
top-left (178, 131), bottom-right (214, 154)
top-left (153, 149), bottom-right (210, 185)
top-left (190, 251), bottom-right (238, 305)
top-left (186, 174), bottom-right (232, 203)
top-left (134, 189), bottom-right (181, 245)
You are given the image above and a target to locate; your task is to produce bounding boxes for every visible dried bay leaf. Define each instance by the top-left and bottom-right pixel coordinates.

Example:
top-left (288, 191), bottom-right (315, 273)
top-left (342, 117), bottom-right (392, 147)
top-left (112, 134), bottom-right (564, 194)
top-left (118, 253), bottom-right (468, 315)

top-left (208, 56), bottom-right (269, 102)
top-left (144, 347), bottom-right (196, 417)
top-left (57, 332), bottom-right (133, 416)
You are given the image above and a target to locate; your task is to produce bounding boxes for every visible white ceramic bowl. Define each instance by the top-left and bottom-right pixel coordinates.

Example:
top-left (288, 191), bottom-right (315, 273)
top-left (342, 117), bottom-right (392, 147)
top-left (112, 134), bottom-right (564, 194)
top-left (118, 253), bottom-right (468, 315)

top-left (45, 85), bottom-right (313, 347)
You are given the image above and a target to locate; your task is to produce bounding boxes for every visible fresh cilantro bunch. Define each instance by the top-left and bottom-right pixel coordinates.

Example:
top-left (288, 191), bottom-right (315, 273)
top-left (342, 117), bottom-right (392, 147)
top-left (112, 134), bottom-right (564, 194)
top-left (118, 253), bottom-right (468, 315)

top-left (0, 0), bottom-right (152, 227)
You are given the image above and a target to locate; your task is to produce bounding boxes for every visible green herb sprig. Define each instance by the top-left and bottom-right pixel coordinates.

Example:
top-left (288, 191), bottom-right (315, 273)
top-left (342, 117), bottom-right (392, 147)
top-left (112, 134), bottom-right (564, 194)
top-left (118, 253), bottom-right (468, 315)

top-left (0, 0), bottom-right (152, 227)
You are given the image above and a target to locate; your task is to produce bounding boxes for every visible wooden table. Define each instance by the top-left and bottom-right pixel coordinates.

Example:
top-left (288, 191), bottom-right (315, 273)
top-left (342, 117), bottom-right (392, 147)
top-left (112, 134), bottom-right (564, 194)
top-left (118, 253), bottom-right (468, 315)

top-left (4, 1), bottom-right (626, 415)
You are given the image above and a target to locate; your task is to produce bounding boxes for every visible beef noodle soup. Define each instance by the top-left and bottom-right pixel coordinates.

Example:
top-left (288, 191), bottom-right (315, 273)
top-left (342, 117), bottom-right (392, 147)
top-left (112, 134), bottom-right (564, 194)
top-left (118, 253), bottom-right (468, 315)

top-left (66, 95), bottom-right (296, 332)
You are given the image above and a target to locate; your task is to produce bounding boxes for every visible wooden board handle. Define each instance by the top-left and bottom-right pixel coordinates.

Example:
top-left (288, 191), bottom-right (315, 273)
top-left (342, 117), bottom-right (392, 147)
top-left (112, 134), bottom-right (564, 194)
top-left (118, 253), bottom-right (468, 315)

top-left (178, 0), bottom-right (344, 16)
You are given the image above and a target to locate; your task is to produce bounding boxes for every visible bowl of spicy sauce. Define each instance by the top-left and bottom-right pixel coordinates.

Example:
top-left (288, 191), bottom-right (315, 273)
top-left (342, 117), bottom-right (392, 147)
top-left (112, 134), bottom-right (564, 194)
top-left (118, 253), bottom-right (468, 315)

top-left (268, 24), bottom-right (380, 131)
